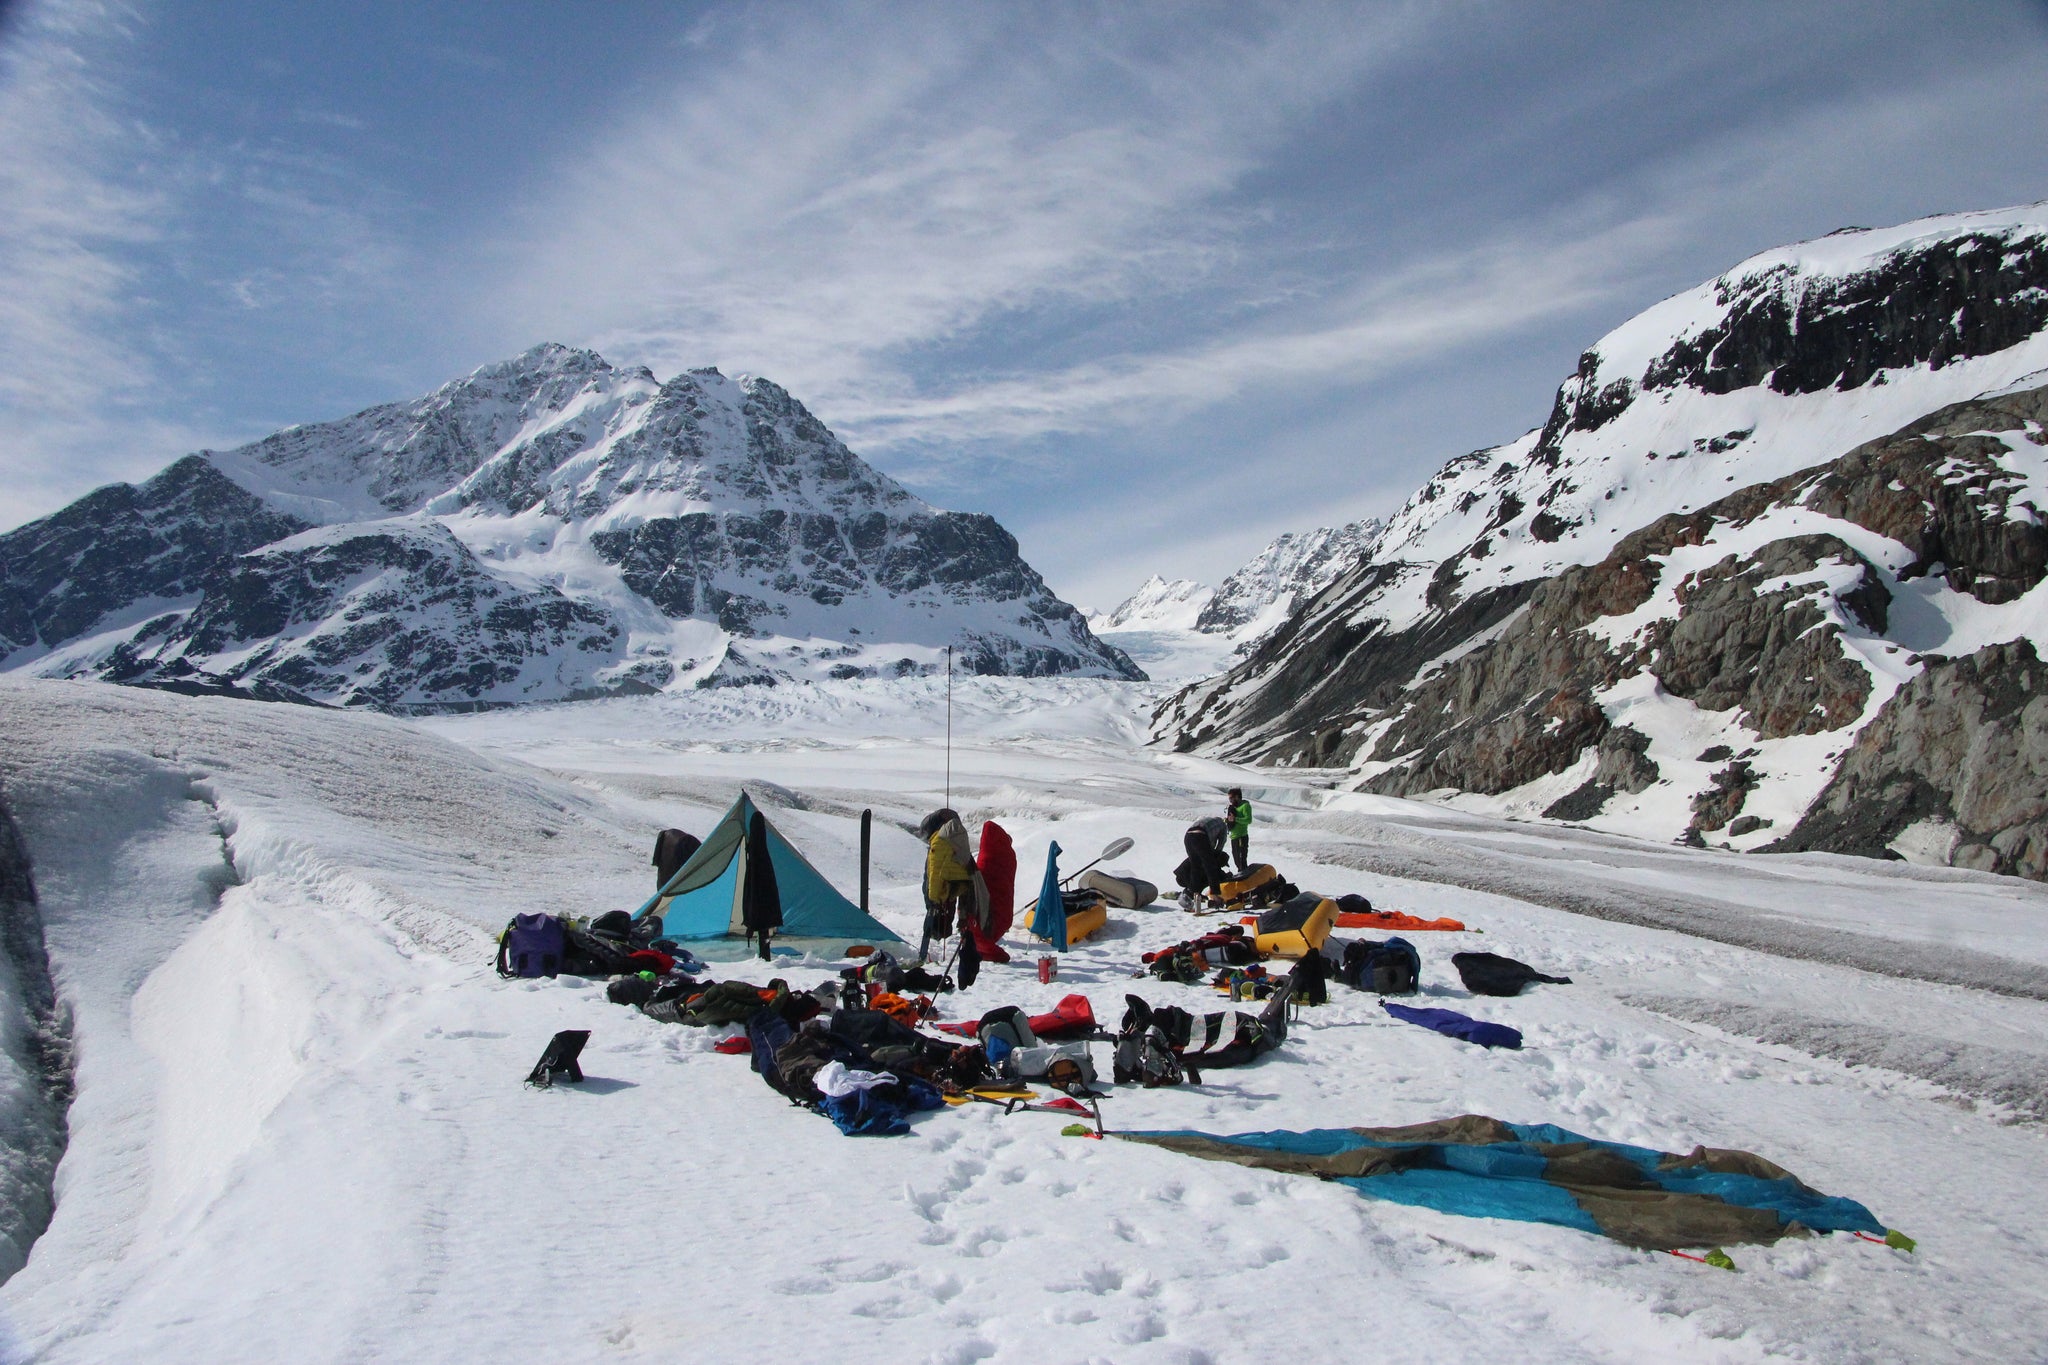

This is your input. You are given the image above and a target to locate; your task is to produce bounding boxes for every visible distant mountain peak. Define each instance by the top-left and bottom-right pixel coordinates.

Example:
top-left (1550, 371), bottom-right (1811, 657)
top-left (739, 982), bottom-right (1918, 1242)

top-left (1, 346), bottom-right (1141, 707)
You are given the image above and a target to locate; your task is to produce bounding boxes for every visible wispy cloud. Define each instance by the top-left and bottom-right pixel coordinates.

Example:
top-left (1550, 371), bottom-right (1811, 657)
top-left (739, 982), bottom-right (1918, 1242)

top-left (0, 0), bottom-right (418, 528)
top-left (481, 4), bottom-right (1455, 439)
top-left (0, 0), bottom-right (186, 520)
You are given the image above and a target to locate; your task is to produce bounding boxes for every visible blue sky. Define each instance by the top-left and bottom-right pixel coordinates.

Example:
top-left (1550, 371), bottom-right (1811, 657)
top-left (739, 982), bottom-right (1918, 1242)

top-left (4, 1), bottom-right (2048, 607)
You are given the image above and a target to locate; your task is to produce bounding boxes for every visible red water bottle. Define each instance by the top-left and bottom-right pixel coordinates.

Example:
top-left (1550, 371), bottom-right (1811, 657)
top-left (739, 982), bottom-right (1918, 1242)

top-left (1038, 955), bottom-right (1056, 983)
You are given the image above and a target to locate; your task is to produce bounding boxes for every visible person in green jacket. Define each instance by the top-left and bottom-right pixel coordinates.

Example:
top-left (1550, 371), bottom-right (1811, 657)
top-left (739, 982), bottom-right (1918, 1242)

top-left (1226, 788), bottom-right (1252, 874)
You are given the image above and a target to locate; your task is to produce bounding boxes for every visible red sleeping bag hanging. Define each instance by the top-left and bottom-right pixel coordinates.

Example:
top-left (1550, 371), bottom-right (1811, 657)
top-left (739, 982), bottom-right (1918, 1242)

top-left (973, 820), bottom-right (1017, 960)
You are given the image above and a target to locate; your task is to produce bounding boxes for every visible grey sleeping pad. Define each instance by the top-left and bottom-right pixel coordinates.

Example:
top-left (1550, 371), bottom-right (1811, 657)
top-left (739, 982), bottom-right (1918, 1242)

top-left (1082, 869), bottom-right (1159, 909)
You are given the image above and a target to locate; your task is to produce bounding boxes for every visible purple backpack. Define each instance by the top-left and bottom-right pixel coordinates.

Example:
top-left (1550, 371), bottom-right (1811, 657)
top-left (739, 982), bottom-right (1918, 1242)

top-left (497, 913), bottom-right (565, 979)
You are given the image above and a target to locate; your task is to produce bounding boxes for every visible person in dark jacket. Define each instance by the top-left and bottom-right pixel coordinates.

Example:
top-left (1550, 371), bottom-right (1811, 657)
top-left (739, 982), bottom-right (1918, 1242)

top-left (1175, 815), bottom-right (1230, 908)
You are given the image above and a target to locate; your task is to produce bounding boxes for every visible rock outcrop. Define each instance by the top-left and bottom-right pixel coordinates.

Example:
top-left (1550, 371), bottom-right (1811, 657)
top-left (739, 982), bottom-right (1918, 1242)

top-left (1772, 640), bottom-right (2048, 879)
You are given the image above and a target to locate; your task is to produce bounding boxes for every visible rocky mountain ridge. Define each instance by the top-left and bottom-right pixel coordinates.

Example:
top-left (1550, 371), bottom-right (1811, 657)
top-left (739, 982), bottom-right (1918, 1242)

top-left (1090, 519), bottom-right (1382, 639)
top-left (1157, 203), bottom-right (2048, 880)
top-left (0, 345), bottom-right (1139, 708)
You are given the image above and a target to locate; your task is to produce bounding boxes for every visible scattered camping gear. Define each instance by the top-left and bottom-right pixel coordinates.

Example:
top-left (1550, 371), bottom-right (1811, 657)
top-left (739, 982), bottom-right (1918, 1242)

top-left (935, 994), bottom-right (1097, 1040)
top-left (1141, 927), bottom-right (1259, 983)
top-left (607, 973), bottom-right (659, 1006)
top-left (1028, 888), bottom-right (1109, 945)
top-left (1252, 893), bottom-right (1337, 958)
top-left (976, 1004), bottom-right (1100, 1095)
top-left (747, 1010), bottom-right (946, 1136)
top-left (524, 1030), bottom-right (590, 1089)
top-left (1218, 863), bottom-right (1296, 911)
top-left (1382, 1001), bottom-right (1522, 1050)
top-left (631, 792), bottom-right (909, 961)
top-left (1114, 1001), bottom-right (1187, 1087)
top-left (496, 913), bottom-right (565, 979)
top-left (1117, 1115), bottom-right (1890, 1251)
top-left (652, 828), bottom-right (701, 889)
top-left (845, 950), bottom-right (951, 997)
top-left (1020, 838), bottom-right (1135, 913)
top-left (1113, 988), bottom-right (1291, 1084)
top-left (1039, 956), bottom-right (1056, 983)
top-left (1081, 869), bottom-right (1159, 909)
top-left (945, 1087), bottom-right (1107, 1136)
top-left (1286, 951), bottom-right (1329, 1006)
top-left (561, 921), bottom-right (642, 976)
top-left (1453, 952), bottom-right (1572, 996)
top-left (1328, 937), bottom-right (1421, 995)
top-left (1061, 836), bottom-right (1136, 888)
top-left (1335, 894), bottom-right (1466, 932)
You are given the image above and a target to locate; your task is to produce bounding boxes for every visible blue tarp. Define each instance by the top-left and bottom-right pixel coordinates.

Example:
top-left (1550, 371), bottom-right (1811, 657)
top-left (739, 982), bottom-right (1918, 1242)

top-left (1121, 1118), bottom-right (1886, 1250)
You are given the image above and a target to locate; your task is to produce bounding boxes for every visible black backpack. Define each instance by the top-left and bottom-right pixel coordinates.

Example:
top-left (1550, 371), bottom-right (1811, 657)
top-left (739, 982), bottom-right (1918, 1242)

top-left (1341, 937), bottom-right (1420, 995)
top-left (561, 924), bottom-right (639, 977)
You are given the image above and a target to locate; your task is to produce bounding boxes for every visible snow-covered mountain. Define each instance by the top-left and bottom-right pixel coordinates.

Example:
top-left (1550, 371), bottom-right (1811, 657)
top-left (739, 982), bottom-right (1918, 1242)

top-left (1087, 521), bottom-right (1382, 682)
top-left (1087, 576), bottom-right (1213, 633)
top-left (1194, 520), bottom-right (1382, 636)
top-left (1158, 202), bottom-right (2048, 880)
top-left (0, 345), bottom-right (1141, 707)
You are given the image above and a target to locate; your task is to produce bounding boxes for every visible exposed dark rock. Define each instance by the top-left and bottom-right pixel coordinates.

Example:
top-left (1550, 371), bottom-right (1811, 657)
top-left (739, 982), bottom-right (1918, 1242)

top-left (1689, 760), bottom-right (1760, 835)
top-left (1592, 725), bottom-right (1659, 793)
top-left (1163, 564), bottom-right (1537, 763)
top-left (98, 524), bottom-right (625, 707)
top-left (1795, 385), bottom-right (2048, 604)
top-left (1542, 781), bottom-right (1613, 822)
top-left (1647, 534), bottom-right (1884, 738)
top-left (1642, 233), bottom-right (2048, 398)
top-left (0, 793), bottom-right (68, 1283)
top-left (0, 457), bottom-right (307, 658)
top-left (1771, 639), bottom-right (2048, 879)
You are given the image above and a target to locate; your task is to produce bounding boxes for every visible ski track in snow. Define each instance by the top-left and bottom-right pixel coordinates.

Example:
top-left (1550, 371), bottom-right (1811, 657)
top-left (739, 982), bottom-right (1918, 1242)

top-left (0, 676), bottom-right (2043, 1361)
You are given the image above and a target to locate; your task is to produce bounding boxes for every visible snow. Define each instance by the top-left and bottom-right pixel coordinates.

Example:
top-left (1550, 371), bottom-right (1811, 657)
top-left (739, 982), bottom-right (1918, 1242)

top-left (1087, 576), bottom-right (1214, 633)
top-left (1, 674), bottom-right (2046, 1362)
top-left (1088, 522), bottom-right (1385, 686)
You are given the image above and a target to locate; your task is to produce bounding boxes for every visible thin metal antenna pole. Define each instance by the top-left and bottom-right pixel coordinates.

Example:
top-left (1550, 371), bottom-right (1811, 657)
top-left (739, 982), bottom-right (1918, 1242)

top-left (945, 645), bottom-right (953, 808)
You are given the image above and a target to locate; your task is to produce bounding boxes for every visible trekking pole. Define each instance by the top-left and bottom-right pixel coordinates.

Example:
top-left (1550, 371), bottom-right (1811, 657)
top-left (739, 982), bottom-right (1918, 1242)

top-left (859, 808), bottom-right (872, 914)
top-left (945, 645), bottom-right (953, 808)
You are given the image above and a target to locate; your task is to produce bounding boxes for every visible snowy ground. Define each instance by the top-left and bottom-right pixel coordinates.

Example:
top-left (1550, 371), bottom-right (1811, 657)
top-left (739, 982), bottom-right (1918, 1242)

top-left (0, 675), bottom-right (2045, 1362)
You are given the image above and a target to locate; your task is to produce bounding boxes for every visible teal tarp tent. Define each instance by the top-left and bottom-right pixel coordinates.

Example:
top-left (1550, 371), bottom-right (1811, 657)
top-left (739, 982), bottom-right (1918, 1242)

top-left (633, 792), bottom-right (909, 961)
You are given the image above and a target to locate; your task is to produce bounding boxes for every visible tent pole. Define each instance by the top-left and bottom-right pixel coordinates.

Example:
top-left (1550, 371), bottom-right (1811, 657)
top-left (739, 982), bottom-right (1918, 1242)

top-left (859, 808), bottom-right (872, 913)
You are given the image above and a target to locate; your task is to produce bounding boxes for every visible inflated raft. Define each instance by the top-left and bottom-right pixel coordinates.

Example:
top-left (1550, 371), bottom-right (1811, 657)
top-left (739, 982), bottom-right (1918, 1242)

top-left (1027, 890), bottom-right (1110, 944)
top-left (1081, 869), bottom-right (1159, 909)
